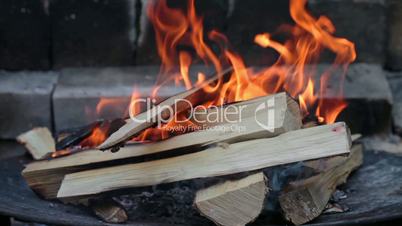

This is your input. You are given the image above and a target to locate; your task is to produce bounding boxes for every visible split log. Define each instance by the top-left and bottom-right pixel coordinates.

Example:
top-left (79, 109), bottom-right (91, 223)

top-left (279, 144), bottom-right (363, 225)
top-left (194, 172), bottom-right (268, 226)
top-left (301, 133), bottom-right (361, 173)
top-left (91, 199), bottom-right (128, 223)
top-left (22, 92), bottom-right (301, 199)
top-left (17, 127), bottom-right (55, 160)
top-left (57, 122), bottom-right (351, 199)
top-left (98, 68), bottom-right (233, 151)
top-left (191, 92), bottom-right (291, 129)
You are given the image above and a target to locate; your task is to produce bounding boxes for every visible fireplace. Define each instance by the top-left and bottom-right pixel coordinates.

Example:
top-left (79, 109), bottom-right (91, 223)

top-left (0, 0), bottom-right (402, 226)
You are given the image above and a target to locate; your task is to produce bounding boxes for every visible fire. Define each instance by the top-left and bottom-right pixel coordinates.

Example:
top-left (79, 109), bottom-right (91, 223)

top-left (77, 121), bottom-right (110, 148)
top-left (79, 0), bottom-right (356, 145)
top-left (134, 0), bottom-right (356, 141)
top-left (96, 97), bottom-right (129, 117)
top-left (298, 79), bottom-right (317, 117)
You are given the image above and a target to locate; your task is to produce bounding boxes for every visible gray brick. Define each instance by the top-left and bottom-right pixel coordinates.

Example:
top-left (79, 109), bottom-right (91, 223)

top-left (53, 66), bottom-right (185, 133)
top-left (50, 0), bottom-right (137, 68)
top-left (52, 64), bottom-right (392, 135)
top-left (0, 0), bottom-right (50, 70)
top-left (318, 64), bottom-right (392, 101)
top-left (386, 0), bottom-right (402, 71)
top-left (308, 0), bottom-right (387, 63)
top-left (318, 64), bottom-right (392, 134)
top-left (0, 71), bottom-right (58, 139)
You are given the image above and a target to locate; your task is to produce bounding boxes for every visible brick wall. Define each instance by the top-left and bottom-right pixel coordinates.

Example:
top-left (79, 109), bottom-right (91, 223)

top-left (0, 0), bottom-right (399, 69)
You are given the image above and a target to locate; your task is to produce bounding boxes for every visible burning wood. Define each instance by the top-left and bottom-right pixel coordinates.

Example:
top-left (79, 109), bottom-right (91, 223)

top-left (98, 67), bottom-right (233, 151)
top-left (194, 172), bottom-right (268, 226)
top-left (55, 121), bottom-right (103, 151)
top-left (279, 144), bottom-right (363, 225)
top-left (56, 122), bottom-right (351, 199)
top-left (19, 0), bottom-right (362, 224)
top-left (17, 127), bottom-right (55, 160)
top-left (22, 92), bottom-right (301, 199)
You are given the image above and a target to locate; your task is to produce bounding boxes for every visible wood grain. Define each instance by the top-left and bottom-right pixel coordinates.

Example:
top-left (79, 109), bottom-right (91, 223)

top-left (195, 172), bottom-right (268, 226)
top-left (279, 144), bottom-right (363, 225)
top-left (57, 122), bottom-right (351, 198)
top-left (23, 92), bottom-right (301, 199)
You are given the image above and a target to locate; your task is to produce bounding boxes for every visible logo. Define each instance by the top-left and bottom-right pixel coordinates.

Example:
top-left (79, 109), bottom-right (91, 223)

top-left (254, 98), bottom-right (275, 132)
top-left (127, 97), bottom-right (276, 133)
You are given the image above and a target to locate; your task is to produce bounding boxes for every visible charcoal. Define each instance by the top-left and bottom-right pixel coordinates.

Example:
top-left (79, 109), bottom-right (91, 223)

top-left (56, 121), bottom-right (103, 150)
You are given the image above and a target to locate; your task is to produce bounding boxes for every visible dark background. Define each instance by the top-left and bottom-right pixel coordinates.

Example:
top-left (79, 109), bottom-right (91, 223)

top-left (0, 0), bottom-right (399, 70)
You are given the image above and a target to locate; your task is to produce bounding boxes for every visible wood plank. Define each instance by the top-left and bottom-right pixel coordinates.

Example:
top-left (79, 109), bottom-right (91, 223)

top-left (17, 127), bottom-right (55, 160)
top-left (191, 92), bottom-right (295, 129)
top-left (23, 92), bottom-right (301, 199)
top-left (57, 122), bottom-right (351, 199)
top-left (98, 68), bottom-right (233, 150)
top-left (194, 172), bottom-right (268, 226)
top-left (279, 144), bottom-right (363, 225)
top-left (301, 133), bottom-right (361, 173)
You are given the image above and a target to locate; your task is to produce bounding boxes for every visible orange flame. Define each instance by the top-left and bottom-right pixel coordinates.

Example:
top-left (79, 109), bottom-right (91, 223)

top-left (298, 78), bottom-right (317, 117)
top-left (80, 0), bottom-right (356, 144)
top-left (95, 97), bottom-right (129, 117)
top-left (129, 0), bottom-right (357, 141)
top-left (80, 123), bottom-right (110, 147)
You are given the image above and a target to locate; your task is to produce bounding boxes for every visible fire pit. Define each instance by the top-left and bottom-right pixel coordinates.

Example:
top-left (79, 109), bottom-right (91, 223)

top-left (2, 142), bottom-right (402, 225)
top-left (1, 0), bottom-right (402, 225)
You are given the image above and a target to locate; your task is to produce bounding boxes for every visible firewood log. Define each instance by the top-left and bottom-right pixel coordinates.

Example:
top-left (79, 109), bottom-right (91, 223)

top-left (22, 92), bottom-right (301, 199)
top-left (98, 68), bottom-right (233, 151)
top-left (194, 172), bottom-right (268, 226)
top-left (190, 91), bottom-right (299, 130)
top-left (279, 144), bottom-right (363, 225)
top-left (91, 199), bottom-right (128, 223)
top-left (17, 127), bottom-right (55, 160)
top-left (56, 122), bottom-right (351, 199)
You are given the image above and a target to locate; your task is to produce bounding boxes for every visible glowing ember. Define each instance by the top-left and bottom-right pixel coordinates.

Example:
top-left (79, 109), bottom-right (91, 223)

top-left (80, 124), bottom-right (110, 147)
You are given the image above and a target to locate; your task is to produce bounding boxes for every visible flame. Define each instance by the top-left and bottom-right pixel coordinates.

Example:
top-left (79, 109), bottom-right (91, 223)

top-left (95, 97), bottom-right (129, 117)
top-left (136, 0), bottom-right (356, 142)
top-left (298, 78), bottom-right (317, 117)
top-left (179, 51), bottom-right (193, 90)
top-left (78, 0), bottom-right (356, 146)
top-left (128, 88), bottom-right (142, 117)
top-left (127, 0), bottom-right (357, 141)
top-left (80, 123), bottom-right (110, 147)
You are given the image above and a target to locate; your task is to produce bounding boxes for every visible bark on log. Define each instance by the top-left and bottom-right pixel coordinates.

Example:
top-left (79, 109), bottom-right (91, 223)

top-left (279, 144), bottom-right (363, 225)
